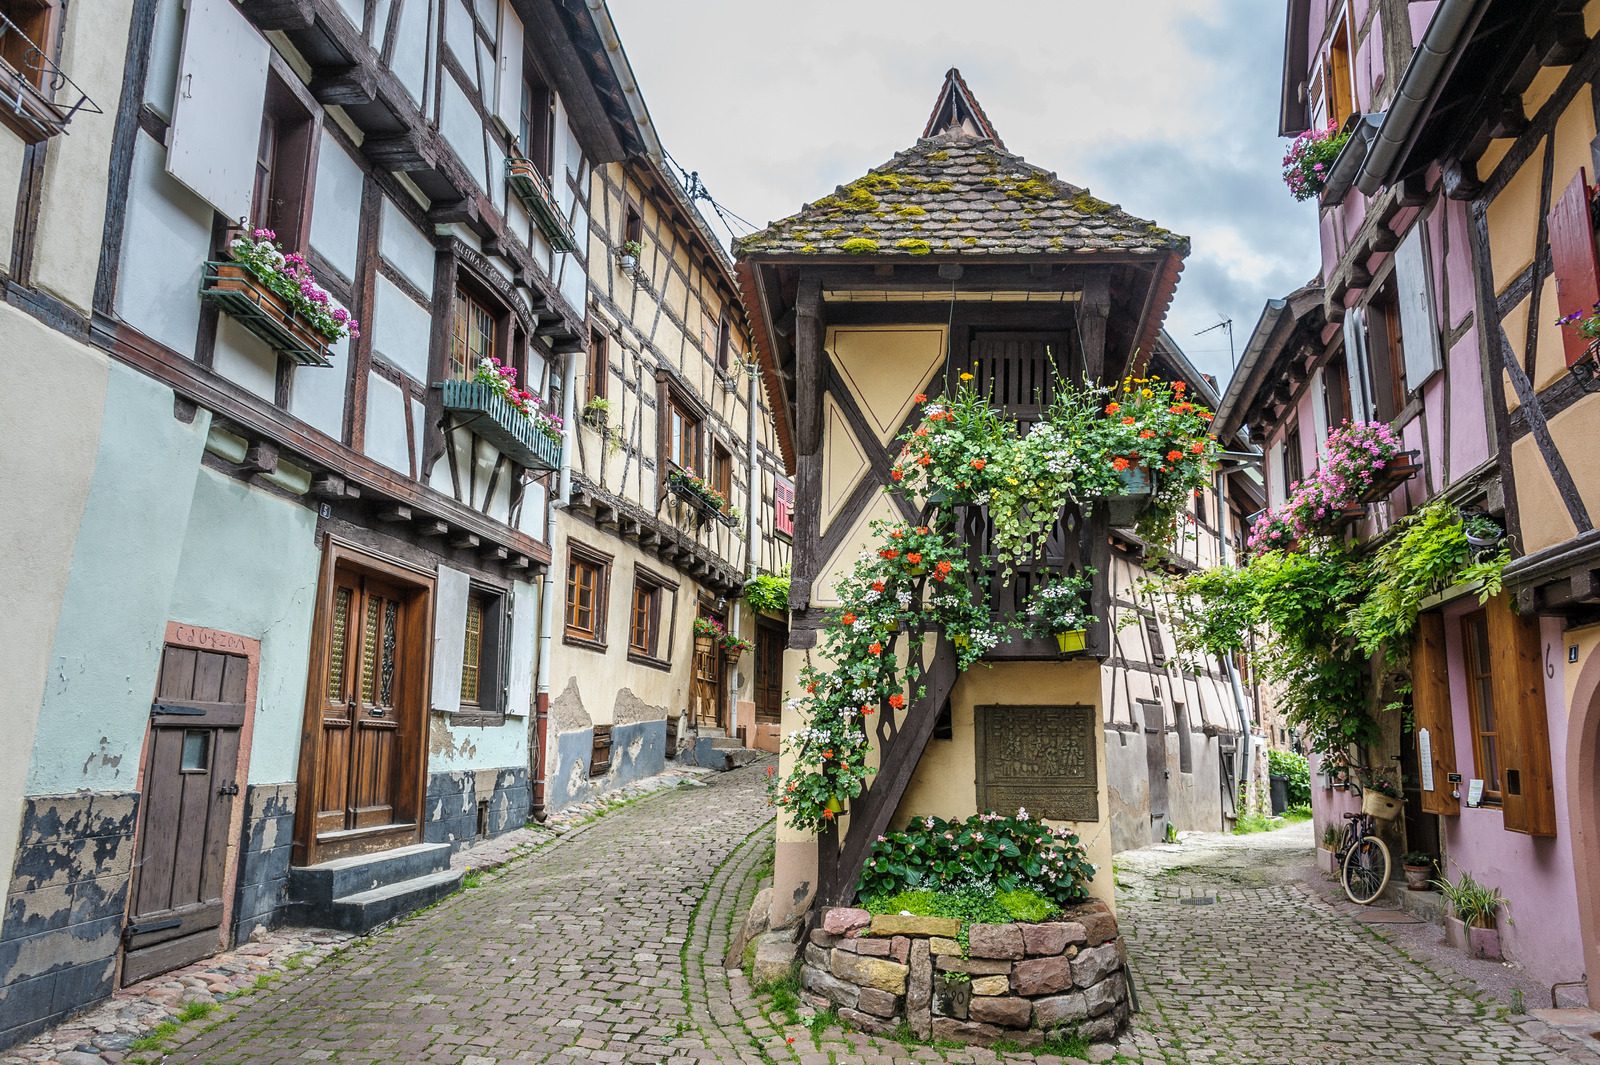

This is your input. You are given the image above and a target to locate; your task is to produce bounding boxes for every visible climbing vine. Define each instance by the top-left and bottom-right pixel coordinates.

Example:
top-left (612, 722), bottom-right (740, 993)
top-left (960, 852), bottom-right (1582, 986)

top-left (771, 373), bottom-right (1220, 831)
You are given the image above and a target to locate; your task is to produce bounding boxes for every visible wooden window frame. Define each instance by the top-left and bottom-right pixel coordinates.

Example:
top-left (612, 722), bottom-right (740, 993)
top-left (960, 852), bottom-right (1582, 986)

top-left (715, 311), bottom-right (732, 373)
top-left (563, 541), bottom-right (612, 650)
top-left (774, 475), bottom-right (795, 539)
top-left (624, 203), bottom-right (643, 248)
top-left (586, 327), bottom-right (608, 405)
top-left (250, 71), bottom-right (320, 255)
top-left (1461, 609), bottom-right (1502, 804)
top-left (455, 585), bottom-right (508, 726)
top-left (1324, 352), bottom-right (1351, 432)
top-left (661, 383), bottom-right (704, 476)
top-left (710, 439), bottom-right (733, 514)
top-left (1323, 4), bottom-right (1357, 130)
top-left (626, 565), bottom-right (678, 670)
top-left (1283, 422), bottom-right (1303, 494)
top-left (1364, 277), bottom-right (1408, 422)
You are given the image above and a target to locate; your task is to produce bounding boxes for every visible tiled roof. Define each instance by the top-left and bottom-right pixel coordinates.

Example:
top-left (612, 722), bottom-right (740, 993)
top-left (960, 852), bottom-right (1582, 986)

top-left (735, 129), bottom-right (1188, 260)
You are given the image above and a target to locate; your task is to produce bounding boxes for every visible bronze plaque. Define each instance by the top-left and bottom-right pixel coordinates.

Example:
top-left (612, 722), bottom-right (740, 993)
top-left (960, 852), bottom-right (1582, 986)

top-left (976, 705), bottom-right (1098, 822)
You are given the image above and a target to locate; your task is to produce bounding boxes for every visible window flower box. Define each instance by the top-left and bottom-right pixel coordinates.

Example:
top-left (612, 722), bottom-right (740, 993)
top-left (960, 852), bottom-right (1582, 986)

top-left (200, 261), bottom-right (337, 366)
top-left (439, 379), bottom-right (562, 471)
top-left (1353, 449), bottom-right (1422, 504)
top-left (506, 157), bottom-right (578, 252)
top-left (668, 467), bottom-right (736, 526)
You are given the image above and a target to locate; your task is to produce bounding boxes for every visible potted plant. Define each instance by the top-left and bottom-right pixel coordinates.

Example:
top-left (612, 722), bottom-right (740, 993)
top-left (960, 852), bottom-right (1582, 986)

top-left (1282, 122), bottom-right (1352, 201)
top-left (1361, 769), bottom-right (1403, 821)
top-left (722, 633), bottom-right (752, 665)
top-left (1434, 872), bottom-right (1505, 959)
top-left (693, 615), bottom-right (724, 655)
top-left (1021, 572), bottom-right (1095, 654)
top-left (583, 395), bottom-right (611, 429)
top-left (1401, 852), bottom-right (1434, 892)
top-left (617, 239), bottom-right (644, 272)
top-left (743, 571), bottom-right (790, 615)
top-left (1462, 513), bottom-right (1503, 548)
top-left (1319, 823), bottom-right (1342, 874)
top-left (202, 227), bottom-right (360, 365)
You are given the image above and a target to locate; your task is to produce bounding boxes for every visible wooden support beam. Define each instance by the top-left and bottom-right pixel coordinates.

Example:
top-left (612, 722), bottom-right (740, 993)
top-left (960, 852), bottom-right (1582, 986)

top-left (378, 504), bottom-right (412, 523)
top-left (242, 440), bottom-right (278, 474)
top-left (483, 544), bottom-right (510, 562)
top-left (416, 519), bottom-right (449, 538)
top-left (310, 474), bottom-right (347, 500)
top-left (510, 554), bottom-right (532, 570)
top-left (236, 0), bottom-right (314, 30)
top-left (428, 198), bottom-right (479, 226)
top-left (794, 278), bottom-right (824, 456)
top-left (1442, 161), bottom-right (1484, 202)
top-left (363, 131), bottom-right (433, 172)
top-left (1078, 272), bottom-right (1110, 380)
top-left (1540, 13), bottom-right (1589, 66)
top-left (1368, 226), bottom-right (1400, 253)
top-left (449, 531), bottom-right (481, 549)
top-left (310, 66), bottom-right (376, 107)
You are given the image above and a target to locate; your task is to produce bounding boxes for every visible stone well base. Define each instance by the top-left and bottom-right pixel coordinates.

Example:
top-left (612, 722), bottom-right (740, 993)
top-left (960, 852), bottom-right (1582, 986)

top-left (799, 901), bottom-right (1131, 1046)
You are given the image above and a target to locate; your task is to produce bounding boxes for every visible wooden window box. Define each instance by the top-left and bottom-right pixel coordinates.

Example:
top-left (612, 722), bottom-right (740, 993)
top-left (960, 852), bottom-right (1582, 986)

top-left (438, 379), bottom-right (562, 472)
top-left (506, 157), bottom-right (578, 252)
top-left (199, 261), bottom-right (334, 367)
top-left (1354, 450), bottom-right (1422, 503)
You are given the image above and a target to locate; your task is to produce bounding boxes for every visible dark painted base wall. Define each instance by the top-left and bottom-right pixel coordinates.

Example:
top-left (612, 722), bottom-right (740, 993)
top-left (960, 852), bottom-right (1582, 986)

top-left (545, 720), bottom-right (666, 812)
top-left (232, 783), bottom-right (295, 943)
top-left (0, 793), bottom-right (139, 1048)
top-left (423, 767), bottom-right (530, 848)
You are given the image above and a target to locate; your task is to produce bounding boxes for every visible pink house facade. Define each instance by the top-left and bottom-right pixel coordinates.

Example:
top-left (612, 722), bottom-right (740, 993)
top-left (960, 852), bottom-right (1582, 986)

top-left (1214, 0), bottom-right (1600, 1000)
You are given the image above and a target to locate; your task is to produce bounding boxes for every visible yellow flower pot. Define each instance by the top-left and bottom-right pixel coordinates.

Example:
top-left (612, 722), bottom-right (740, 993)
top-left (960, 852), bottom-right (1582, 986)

top-left (952, 634), bottom-right (971, 650)
top-left (1056, 630), bottom-right (1087, 654)
top-left (825, 796), bottom-right (845, 814)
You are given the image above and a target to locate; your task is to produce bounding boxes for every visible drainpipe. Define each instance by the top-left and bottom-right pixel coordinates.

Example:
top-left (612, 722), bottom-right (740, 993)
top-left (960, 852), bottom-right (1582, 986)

top-left (726, 364), bottom-right (760, 741)
top-left (533, 349), bottom-right (580, 818)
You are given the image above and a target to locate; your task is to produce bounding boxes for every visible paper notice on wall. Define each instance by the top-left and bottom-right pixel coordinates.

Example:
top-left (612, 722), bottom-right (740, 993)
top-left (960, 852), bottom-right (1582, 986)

top-left (1467, 779), bottom-right (1484, 808)
top-left (1418, 729), bottom-right (1434, 792)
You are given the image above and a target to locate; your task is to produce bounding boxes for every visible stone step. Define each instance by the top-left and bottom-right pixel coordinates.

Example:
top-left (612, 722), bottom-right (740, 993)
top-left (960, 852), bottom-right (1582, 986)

top-left (319, 868), bottom-right (464, 933)
top-left (721, 747), bottom-right (763, 769)
top-left (288, 841), bottom-right (453, 906)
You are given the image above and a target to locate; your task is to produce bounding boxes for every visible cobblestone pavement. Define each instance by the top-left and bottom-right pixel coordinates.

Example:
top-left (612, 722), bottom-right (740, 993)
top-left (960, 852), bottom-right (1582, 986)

top-left (40, 771), bottom-right (1600, 1065)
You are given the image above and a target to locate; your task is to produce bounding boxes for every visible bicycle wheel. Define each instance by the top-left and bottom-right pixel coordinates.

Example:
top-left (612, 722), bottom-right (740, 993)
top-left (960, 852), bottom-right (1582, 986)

top-left (1341, 835), bottom-right (1391, 905)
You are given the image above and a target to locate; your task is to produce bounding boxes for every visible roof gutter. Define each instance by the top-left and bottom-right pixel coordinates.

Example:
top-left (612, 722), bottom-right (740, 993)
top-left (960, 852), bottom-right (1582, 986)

top-left (585, 0), bottom-right (661, 159)
top-left (1354, 0), bottom-right (1484, 196)
top-left (1214, 298), bottom-right (1287, 438)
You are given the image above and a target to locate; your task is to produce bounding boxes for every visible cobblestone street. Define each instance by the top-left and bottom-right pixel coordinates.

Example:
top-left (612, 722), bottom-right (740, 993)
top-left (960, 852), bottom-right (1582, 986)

top-left (52, 770), bottom-right (1593, 1065)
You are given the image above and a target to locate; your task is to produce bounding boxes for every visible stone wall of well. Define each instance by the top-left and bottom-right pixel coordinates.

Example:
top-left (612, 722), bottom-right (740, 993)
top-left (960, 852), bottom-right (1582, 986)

top-left (800, 904), bottom-right (1131, 1046)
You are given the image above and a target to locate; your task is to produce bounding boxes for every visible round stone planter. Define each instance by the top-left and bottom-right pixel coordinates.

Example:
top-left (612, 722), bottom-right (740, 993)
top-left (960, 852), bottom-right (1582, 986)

top-left (801, 903), bottom-right (1132, 1047)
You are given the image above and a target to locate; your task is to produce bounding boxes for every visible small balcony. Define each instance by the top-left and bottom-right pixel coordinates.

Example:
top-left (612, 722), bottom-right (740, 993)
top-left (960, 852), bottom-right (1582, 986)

top-left (666, 467), bottom-right (737, 528)
top-left (199, 262), bottom-right (335, 366)
top-left (506, 157), bottom-right (578, 252)
top-left (0, 11), bottom-right (101, 143)
top-left (438, 380), bottom-right (562, 472)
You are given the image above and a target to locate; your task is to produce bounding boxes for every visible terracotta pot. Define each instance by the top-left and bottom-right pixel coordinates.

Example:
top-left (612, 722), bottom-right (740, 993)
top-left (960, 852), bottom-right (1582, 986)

top-left (1445, 915), bottom-right (1469, 952)
top-left (1403, 864), bottom-right (1432, 891)
top-left (1467, 924), bottom-right (1502, 960)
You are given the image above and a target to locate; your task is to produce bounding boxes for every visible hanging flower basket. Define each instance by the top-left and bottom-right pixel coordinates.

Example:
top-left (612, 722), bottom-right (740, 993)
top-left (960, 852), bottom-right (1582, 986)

top-left (506, 157), bottom-right (578, 251)
top-left (694, 634), bottom-right (714, 655)
top-left (439, 379), bottom-right (562, 471)
top-left (1363, 791), bottom-right (1403, 821)
top-left (1098, 466), bottom-right (1154, 527)
top-left (824, 795), bottom-right (846, 814)
top-left (1055, 629), bottom-right (1088, 654)
top-left (1572, 339), bottom-right (1600, 393)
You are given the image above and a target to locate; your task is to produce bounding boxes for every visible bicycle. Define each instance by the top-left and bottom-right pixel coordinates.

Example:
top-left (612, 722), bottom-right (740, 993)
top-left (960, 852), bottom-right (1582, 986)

top-left (1336, 805), bottom-right (1392, 904)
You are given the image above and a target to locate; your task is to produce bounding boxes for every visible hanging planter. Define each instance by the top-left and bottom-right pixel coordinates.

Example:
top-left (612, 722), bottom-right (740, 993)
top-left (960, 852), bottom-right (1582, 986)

top-left (1362, 790), bottom-right (1403, 821)
top-left (693, 635), bottom-right (714, 655)
top-left (824, 795), bottom-right (846, 815)
top-left (1098, 466), bottom-right (1154, 527)
top-left (1055, 629), bottom-right (1088, 654)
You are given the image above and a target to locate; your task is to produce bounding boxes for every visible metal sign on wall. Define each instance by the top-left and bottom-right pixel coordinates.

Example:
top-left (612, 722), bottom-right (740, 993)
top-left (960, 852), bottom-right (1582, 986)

top-left (976, 704), bottom-right (1098, 822)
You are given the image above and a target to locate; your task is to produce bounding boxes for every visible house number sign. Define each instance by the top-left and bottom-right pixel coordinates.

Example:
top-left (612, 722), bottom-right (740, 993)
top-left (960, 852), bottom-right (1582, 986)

top-left (976, 704), bottom-right (1098, 822)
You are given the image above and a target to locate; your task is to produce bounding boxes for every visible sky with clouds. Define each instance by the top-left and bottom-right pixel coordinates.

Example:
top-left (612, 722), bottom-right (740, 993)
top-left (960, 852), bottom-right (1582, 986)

top-left (606, 0), bottom-right (1322, 389)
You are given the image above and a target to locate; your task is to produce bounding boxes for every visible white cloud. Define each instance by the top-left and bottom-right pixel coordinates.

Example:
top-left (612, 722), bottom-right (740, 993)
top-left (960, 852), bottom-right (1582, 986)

top-left (607, 0), bottom-right (1323, 386)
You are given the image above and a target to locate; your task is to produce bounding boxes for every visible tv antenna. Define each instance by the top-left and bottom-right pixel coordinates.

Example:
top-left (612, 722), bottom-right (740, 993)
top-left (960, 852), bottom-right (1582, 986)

top-left (1196, 316), bottom-right (1235, 369)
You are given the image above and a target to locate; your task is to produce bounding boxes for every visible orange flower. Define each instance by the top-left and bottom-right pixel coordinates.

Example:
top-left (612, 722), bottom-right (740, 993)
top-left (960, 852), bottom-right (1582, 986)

top-left (841, 612), bottom-right (857, 625)
top-left (1122, 416), bottom-right (1136, 425)
top-left (1190, 440), bottom-right (1205, 454)
top-left (932, 572), bottom-right (946, 582)
top-left (871, 580), bottom-right (885, 592)
top-left (914, 426), bottom-right (929, 437)
top-left (822, 808), bottom-right (835, 820)
top-left (1139, 429), bottom-right (1155, 439)
top-left (1168, 450), bottom-right (1182, 462)
top-left (822, 749), bottom-right (834, 759)
top-left (860, 705), bottom-right (875, 715)
top-left (914, 393), bottom-right (927, 403)
top-left (936, 559), bottom-right (953, 575)
top-left (907, 552), bottom-right (923, 564)
top-left (917, 454), bottom-right (932, 466)
top-left (1112, 457), bottom-right (1130, 472)
top-left (869, 642), bottom-right (883, 655)
top-left (806, 682), bottom-right (817, 693)
top-left (891, 530), bottom-right (905, 539)
top-left (1105, 402), bottom-right (1120, 414)
top-left (1200, 411), bottom-right (1214, 421)
top-left (971, 458), bottom-right (986, 470)
top-left (891, 468), bottom-right (904, 481)
top-left (1174, 380), bottom-right (1186, 392)
top-left (889, 693), bottom-right (906, 709)
top-left (881, 548), bottom-right (899, 560)
top-left (917, 526), bottom-right (930, 535)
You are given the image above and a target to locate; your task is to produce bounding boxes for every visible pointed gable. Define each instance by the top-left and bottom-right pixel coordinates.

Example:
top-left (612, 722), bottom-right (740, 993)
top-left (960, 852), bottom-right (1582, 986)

top-left (922, 67), bottom-right (1005, 149)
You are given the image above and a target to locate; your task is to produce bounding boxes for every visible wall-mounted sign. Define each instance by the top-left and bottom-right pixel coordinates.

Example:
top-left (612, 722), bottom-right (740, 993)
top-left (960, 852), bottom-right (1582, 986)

top-left (1466, 778), bottom-right (1484, 808)
top-left (1418, 729), bottom-right (1434, 792)
top-left (976, 704), bottom-right (1098, 822)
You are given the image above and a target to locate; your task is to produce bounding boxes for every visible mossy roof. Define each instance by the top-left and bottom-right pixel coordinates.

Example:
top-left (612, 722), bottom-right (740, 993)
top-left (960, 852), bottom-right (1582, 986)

top-left (735, 129), bottom-right (1189, 260)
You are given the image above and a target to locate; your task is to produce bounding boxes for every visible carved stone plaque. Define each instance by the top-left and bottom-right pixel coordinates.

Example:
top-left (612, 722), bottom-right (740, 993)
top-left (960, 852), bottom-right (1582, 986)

top-left (976, 705), bottom-right (1098, 822)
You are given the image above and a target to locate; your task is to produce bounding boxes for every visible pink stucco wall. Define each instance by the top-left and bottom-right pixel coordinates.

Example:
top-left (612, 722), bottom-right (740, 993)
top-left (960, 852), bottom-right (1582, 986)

top-left (1439, 607), bottom-right (1584, 988)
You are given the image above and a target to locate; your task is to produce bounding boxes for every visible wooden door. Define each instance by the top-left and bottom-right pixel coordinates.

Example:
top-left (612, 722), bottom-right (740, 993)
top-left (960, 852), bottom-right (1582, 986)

top-left (754, 622), bottom-right (785, 725)
top-left (691, 608), bottom-right (725, 728)
top-left (1143, 701), bottom-right (1169, 840)
top-left (303, 560), bottom-right (427, 862)
top-left (123, 646), bottom-right (247, 985)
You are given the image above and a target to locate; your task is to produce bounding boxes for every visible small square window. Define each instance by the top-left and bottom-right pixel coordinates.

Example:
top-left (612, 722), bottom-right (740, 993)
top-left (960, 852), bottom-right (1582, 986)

top-left (564, 544), bottom-right (611, 648)
top-left (181, 730), bottom-right (210, 772)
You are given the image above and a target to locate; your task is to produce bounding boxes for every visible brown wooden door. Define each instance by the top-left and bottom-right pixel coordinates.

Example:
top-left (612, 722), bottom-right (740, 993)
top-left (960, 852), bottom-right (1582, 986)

top-left (691, 609), bottom-right (726, 728)
top-left (311, 568), bottom-right (419, 858)
top-left (754, 623), bottom-right (785, 725)
top-left (123, 646), bottom-right (247, 985)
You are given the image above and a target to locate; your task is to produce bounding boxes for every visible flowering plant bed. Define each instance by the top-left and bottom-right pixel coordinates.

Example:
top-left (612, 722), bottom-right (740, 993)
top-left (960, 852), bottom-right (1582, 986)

top-left (506, 157), bottom-right (578, 251)
top-left (1283, 124), bottom-right (1351, 201)
top-left (668, 467), bottom-right (735, 524)
top-left (200, 229), bottom-right (359, 366)
top-left (858, 810), bottom-right (1094, 907)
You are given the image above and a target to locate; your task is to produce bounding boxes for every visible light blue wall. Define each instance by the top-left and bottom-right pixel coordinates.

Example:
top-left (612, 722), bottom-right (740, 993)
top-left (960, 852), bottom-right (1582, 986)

top-left (25, 364), bottom-right (209, 793)
top-left (165, 466), bottom-right (321, 783)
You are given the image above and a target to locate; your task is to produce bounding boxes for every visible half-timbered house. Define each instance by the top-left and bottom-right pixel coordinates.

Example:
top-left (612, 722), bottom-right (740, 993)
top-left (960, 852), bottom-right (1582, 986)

top-left (1248, 0), bottom-right (1600, 1000)
top-left (0, 0), bottom-right (676, 1042)
top-left (736, 71), bottom-right (1195, 924)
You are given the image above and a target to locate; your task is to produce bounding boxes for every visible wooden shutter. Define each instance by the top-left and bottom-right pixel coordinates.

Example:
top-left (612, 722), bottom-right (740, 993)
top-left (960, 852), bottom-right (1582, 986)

top-left (1485, 594), bottom-right (1557, 836)
top-left (1548, 168), bottom-right (1600, 366)
top-left (1411, 613), bottom-right (1459, 815)
top-left (1267, 440), bottom-right (1286, 507)
top-left (1394, 224), bottom-right (1443, 390)
top-left (494, 0), bottom-right (524, 135)
top-left (774, 477), bottom-right (795, 537)
top-left (1342, 308), bottom-right (1373, 422)
top-left (1310, 368), bottom-right (1330, 456)
top-left (166, 0), bottom-right (270, 220)
top-left (430, 566), bottom-right (472, 713)
top-left (506, 581), bottom-right (534, 717)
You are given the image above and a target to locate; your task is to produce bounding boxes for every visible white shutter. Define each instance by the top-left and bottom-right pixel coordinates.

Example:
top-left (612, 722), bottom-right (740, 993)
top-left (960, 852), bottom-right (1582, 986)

top-left (1394, 224), bottom-right (1443, 393)
top-left (494, 0), bottom-right (524, 135)
top-left (431, 566), bottom-right (471, 713)
top-left (166, 0), bottom-right (270, 221)
top-left (1267, 440), bottom-right (1286, 508)
top-left (1342, 307), bottom-right (1373, 422)
top-left (1310, 367), bottom-right (1330, 456)
top-left (505, 581), bottom-right (536, 717)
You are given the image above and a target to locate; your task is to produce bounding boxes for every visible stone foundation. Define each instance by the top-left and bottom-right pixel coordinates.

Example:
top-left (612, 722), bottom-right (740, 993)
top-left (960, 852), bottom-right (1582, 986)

top-left (799, 902), bottom-right (1132, 1046)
